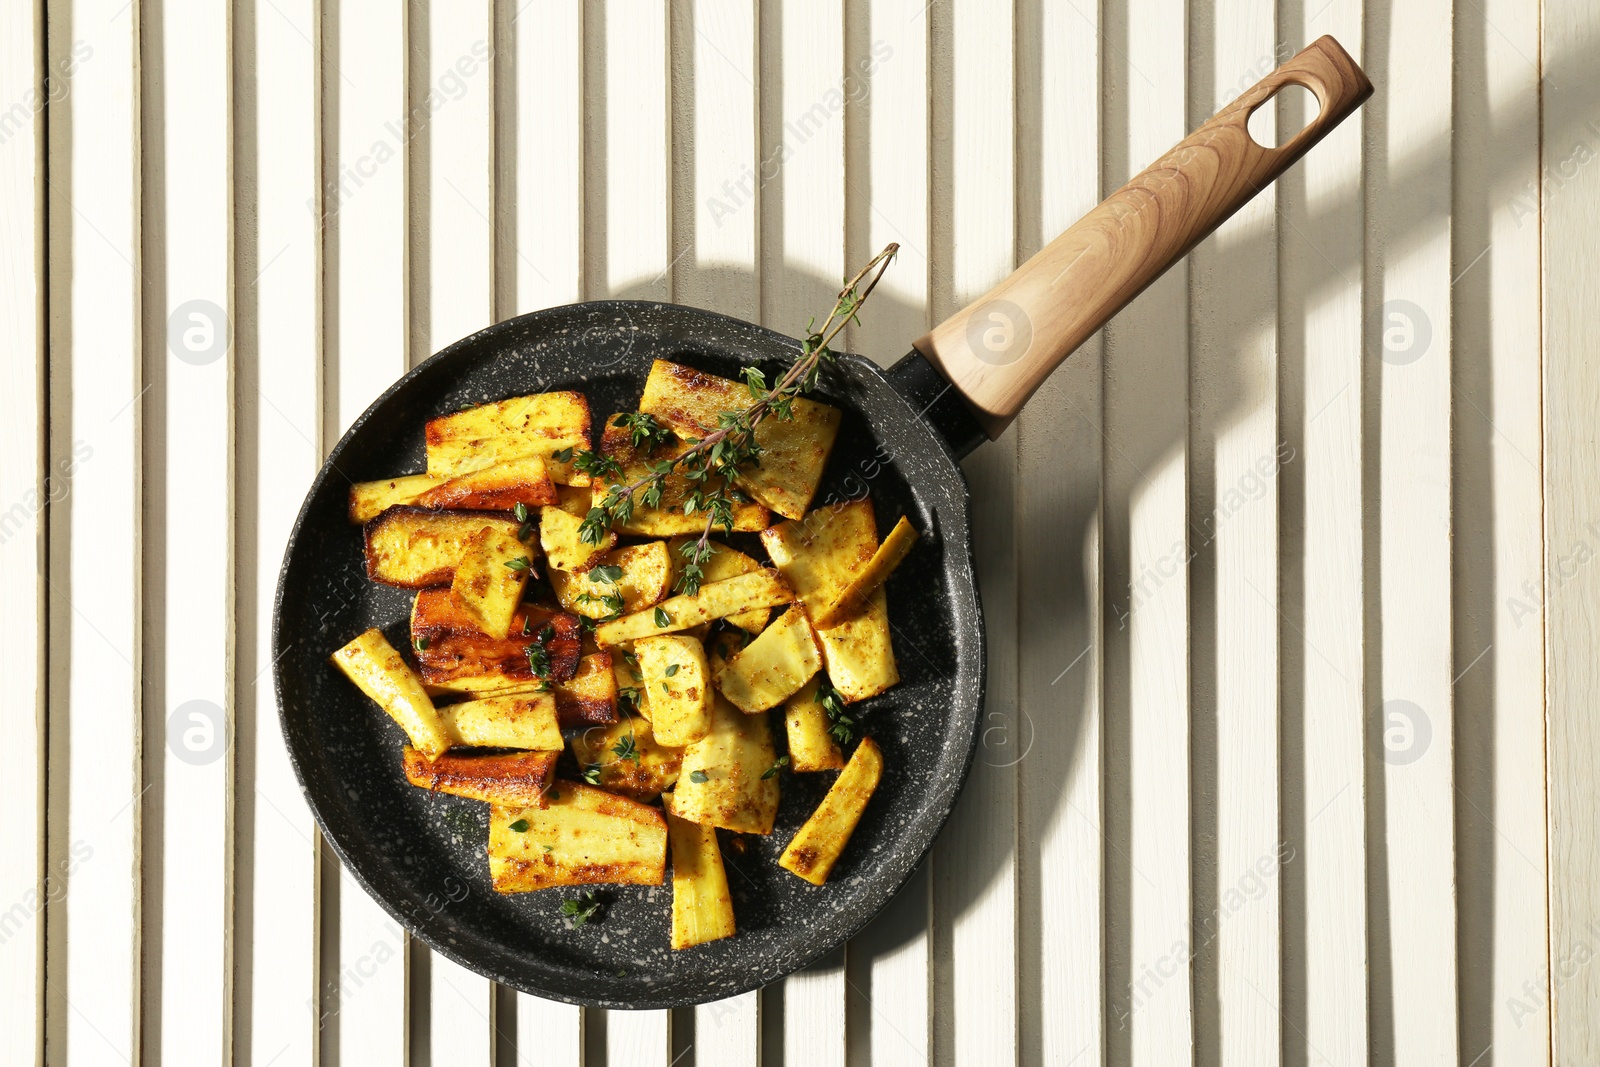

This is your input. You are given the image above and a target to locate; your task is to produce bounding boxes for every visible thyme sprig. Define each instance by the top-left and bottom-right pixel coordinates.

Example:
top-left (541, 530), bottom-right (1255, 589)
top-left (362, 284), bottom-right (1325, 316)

top-left (575, 244), bottom-right (900, 595)
top-left (817, 679), bottom-right (855, 747)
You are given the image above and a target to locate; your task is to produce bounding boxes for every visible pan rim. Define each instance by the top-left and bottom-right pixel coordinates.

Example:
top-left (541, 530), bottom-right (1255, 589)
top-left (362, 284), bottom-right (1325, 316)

top-left (273, 299), bottom-right (987, 1009)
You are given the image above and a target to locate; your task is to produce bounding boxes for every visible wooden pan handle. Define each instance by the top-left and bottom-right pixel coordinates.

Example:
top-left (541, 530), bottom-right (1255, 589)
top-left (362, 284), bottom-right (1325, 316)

top-left (912, 35), bottom-right (1372, 439)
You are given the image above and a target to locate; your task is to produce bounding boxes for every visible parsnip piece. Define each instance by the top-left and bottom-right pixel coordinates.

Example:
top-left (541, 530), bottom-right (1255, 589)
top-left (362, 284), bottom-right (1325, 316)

top-left (489, 783), bottom-right (667, 892)
top-left (761, 500), bottom-right (899, 703)
top-left (783, 677), bottom-right (845, 771)
top-left (331, 629), bottom-right (452, 760)
top-left (639, 359), bottom-right (841, 520)
top-left (634, 634), bottom-right (711, 747)
top-left (662, 696), bottom-right (779, 835)
top-left (594, 569), bottom-right (795, 646)
top-left (425, 391), bottom-right (592, 484)
top-left (415, 454), bottom-right (559, 511)
top-left (411, 591), bottom-right (581, 689)
top-left (540, 485), bottom-right (614, 573)
top-left (666, 537), bottom-right (771, 633)
top-left (348, 473), bottom-right (446, 523)
top-left (714, 604), bottom-right (822, 713)
top-left (551, 651), bottom-right (619, 727)
top-left (812, 587), bottom-right (896, 702)
top-left (593, 414), bottom-right (769, 536)
top-left (364, 507), bottom-right (523, 588)
top-left (439, 692), bottom-right (562, 750)
top-left (812, 515), bottom-right (919, 629)
top-left (570, 716), bottom-right (682, 802)
top-left (402, 747), bottom-right (557, 807)
top-left (449, 527), bottom-right (532, 639)
top-left (667, 812), bottom-right (736, 950)
top-left (778, 737), bottom-right (884, 885)
top-left (550, 541), bottom-right (673, 619)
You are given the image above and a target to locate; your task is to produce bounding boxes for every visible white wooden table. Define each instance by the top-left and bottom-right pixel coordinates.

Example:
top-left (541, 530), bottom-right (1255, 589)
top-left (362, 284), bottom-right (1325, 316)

top-left (4, 0), bottom-right (1597, 1063)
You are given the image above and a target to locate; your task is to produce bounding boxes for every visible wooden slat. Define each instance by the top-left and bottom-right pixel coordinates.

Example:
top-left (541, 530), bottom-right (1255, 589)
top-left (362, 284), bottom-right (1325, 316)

top-left (1275, 3), bottom-right (1368, 1064)
top-left (501, 0), bottom-right (584, 1053)
top-left (148, 0), bottom-right (236, 1058)
top-left (1452, 0), bottom-right (1547, 1062)
top-left (588, 0), bottom-right (670, 304)
top-left (760, 0), bottom-right (844, 331)
top-left (672, 0), bottom-right (756, 315)
top-left (1370, 0), bottom-right (1458, 1057)
top-left (237, 0), bottom-right (323, 1059)
top-left (502, 0), bottom-right (582, 318)
top-left (671, 0), bottom-right (763, 1054)
top-left (1015, 0), bottom-right (1104, 1062)
top-left (605, 1010), bottom-right (671, 1067)
top-left (44, 3), bottom-right (143, 1060)
top-left (586, 0), bottom-right (672, 1053)
top-left (1187, 4), bottom-right (1279, 1063)
top-left (755, 0), bottom-right (850, 1058)
top-left (929, 0), bottom-right (1018, 1063)
top-left (328, 0), bottom-right (412, 1059)
top-left (416, 0), bottom-right (498, 1056)
top-left (1543, 0), bottom-right (1600, 1060)
top-left (841, 0), bottom-right (931, 1063)
top-left (1100, 0), bottom-right (1191, 1061)
top-left (0, 0), bottom-right (45, 1059)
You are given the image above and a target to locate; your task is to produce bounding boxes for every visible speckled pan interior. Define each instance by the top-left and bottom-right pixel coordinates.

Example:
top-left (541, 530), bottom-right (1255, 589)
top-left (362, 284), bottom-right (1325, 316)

top-left (273, 301), bottom-right (984, 1009)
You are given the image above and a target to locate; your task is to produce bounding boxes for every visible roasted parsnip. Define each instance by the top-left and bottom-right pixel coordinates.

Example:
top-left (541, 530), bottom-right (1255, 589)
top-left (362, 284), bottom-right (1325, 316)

top-left (330, 628), bottom-right (452, 760)
top-left (667, 812), bottom-right (736, 949)
top-left (714, 604), bottom-right (822, 713)
top-left (403, 747), bottom-right (558, 807)
top-left (489, 783), bottom-right (667, 892)
top-left (633, 634), bottom-right (711, 747)
top-left (662, 695), bottom-right (779, 835)
top-left (639, 359), bottom-right (841, 521)
top-left (779, 737), bottom-right (883, 885)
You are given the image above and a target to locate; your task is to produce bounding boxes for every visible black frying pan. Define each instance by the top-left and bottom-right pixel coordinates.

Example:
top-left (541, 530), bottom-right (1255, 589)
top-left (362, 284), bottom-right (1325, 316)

top-left (274, 39), bottom-right (1370, 1009)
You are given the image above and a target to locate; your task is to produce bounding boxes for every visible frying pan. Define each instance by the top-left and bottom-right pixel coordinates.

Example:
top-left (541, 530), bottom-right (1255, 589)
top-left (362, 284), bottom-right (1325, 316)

top-left (275, 38), bottom-right (1371, 1009)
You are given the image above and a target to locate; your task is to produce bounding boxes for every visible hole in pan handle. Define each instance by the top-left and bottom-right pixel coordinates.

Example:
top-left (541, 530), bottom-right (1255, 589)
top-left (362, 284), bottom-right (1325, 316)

top-left (904, 35), bottom-right (1373, 443)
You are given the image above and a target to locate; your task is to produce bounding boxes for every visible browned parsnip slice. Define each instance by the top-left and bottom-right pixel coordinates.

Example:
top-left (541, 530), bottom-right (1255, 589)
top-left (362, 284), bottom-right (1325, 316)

top-left (439, 692), bottom-right (562, 750)
top-left (761, 500), bottom-right (898, 703)
top-left (449, 527), bottom-right (532, 639)
top-left (348, 473), bottom-right (446, 523)
top-left (540, 486), bottom-right (614, 573)
top-left (425, 391), bottom-right (592, 484)
top-left (330, 629), bottom-right (452, 760)
top-left (667, 812), bottom-right (736, 950)
top-left (416, 454), bottom-right (559, 512)
top-left (402, 747), bottom-right (557, 807)
top-left (489, 783), bottom-right (667, 892)
top-left (551, 651), bottom-right (619, 727)
top-left (812, 515), bottom-right (919, 629)
top-left (783, 677), bottom-right (845, 771)
top-left (550, 540), bottom-right (673, 619)
top-left (634, 634), bottom-right (711, 747)
top-left (593, 414), bottom-right (769, 536)
top-left (639, 360), bottom-right (841, 520)
top-left (779, 737), bottom-right (883, 885)
top-left (364, 507), bottom-right (524, 588)
top-left (714, 604), bottom-right (823, 713)
top-left (594, 569), bottom-right (795, 646)
top-left (662, 695), bottom-right (779, 835)
top-left (411, 591), bottom-right (582, 690)
top-left (570, 716), bottom-right (682, 802)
